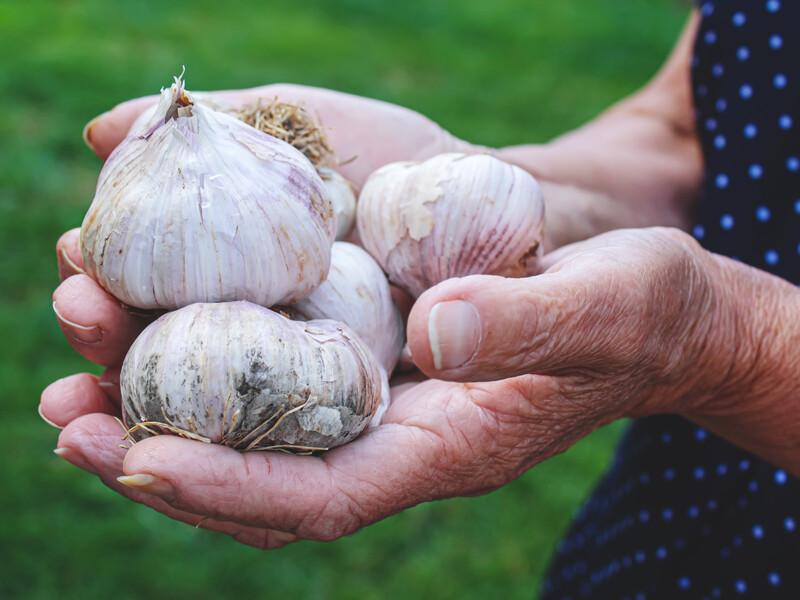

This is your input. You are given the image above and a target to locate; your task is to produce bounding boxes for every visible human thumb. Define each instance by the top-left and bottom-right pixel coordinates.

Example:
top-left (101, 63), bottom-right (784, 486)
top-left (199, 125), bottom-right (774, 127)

top-left (406, 271), bottom-right (631, 382)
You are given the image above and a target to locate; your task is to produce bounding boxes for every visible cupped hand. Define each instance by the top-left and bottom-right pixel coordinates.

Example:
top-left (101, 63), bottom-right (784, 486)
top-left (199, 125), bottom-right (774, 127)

top-left (42, 227), bottom-right (731, 549)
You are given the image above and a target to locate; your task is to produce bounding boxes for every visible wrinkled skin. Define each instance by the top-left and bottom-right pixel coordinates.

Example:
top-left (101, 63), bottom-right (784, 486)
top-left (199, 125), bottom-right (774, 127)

top-left (43, 79), bottom-right (800, 550)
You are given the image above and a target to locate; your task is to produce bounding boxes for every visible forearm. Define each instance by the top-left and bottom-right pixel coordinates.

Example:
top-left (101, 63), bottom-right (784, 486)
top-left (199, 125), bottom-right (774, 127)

top-left (681, 254), bottom-right (800, 476)
top-left (494, 12), bottom-right (703, 249)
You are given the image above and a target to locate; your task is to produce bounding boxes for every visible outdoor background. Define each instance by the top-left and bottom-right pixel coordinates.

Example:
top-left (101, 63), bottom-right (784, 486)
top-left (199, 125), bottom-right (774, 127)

top-left (0, 0), bottom-right (690, 598)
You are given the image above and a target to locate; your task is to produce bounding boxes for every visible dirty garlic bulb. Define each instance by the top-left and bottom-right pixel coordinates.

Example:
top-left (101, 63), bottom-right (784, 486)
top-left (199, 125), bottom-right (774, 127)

top-left (356, 153), bottom-right (545, 297)
top-left (121, 301), bottom-right (382, 452)
top-left (81, 76), bottom-right (336, 310)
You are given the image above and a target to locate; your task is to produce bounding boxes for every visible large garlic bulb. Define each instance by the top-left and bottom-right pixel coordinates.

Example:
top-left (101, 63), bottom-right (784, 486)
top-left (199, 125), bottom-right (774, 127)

top-left (356, 153), bottom-right (545, 297)
top-left (121, 301), bottom-right (381, 452)
top-left (81, 77), bottom-right (336, 310)
top-left (285, 242), bottom-right (404, 376)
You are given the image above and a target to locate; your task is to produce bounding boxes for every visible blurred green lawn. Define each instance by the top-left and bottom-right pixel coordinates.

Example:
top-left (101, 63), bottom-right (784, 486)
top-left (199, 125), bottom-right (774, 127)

top-left (0, 0), bottom-right (690, 598)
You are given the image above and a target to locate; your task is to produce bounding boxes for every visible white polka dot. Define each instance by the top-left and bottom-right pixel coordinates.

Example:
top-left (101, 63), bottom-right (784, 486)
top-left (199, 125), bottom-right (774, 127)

top-left (705, 30), bottom-right (717, 45)
top-left (661, 432), bottom-right (672, 444)
top-left (716, 173), bottom-right (729, 188)
top-left (785, 517), bottom-right (796, 531)
top-left (756, 206), bottom-right (771, 221)
top-left (664, 468), bottom-right (675, 480)
top-left (635, 551), bottom-right (645, 564)
top-left (740, 84), bottom-right (753, 98)
top-left (769, 572), bottom-right (782, 586)
top-left (796, 242), bottom-right (800, 255)
top-left (737, 46), bottom-right (750, 61)
top-left (744, 123), bottom-right (758, 137)
top-left (678, 576), bottom-right (691, 590)
top-left (720, 547), bottom-right (731, 558)
top-left (694, 467), bottom-right (706, 480)
top-left (718, 463), bottom-right (728, 475)
top-left (695, 428), bottom-right (707, 440)
top-left (794, 199), bottom-right (800, 214)
top-left (662, 508), bottom-right (673, 520)
top-left (775, 470), bottom-right (788, 484)
top-left (732, 12), bottom-right (746, 25)
top-left (714, 135), bottom-right (726, 149)
top-left (708, 499), bottom-right (718, 510)
top-left (697, 84), bottom-right (708, 97)
top-left (770, 34), bottom-right (784, 49)
top-left (675, 539), bottom-right (686, 550)
top-left (779, 114), bottom-right (793, 129)
top-left (788, 156), bottom-right (799, 171)
top-left (775, 73), bottom-right (788, 88)
top-left (721, 214), bottom-right (735, 229)
top-left (706, 117), bottom-right (718, 131)
top-left (693, 224), bottom-right (705, 239)
top-left (712, 63), bottom-right (724, 77)
top-left (740, 459), bottom-right (750, 470)
top-left (656, 546), bottom-right (667, 559)
top-left (749, 479), bottom-right (759, 492)
top-left (752, 524), bottom-right (765, 539)
top-left (735, 580), bottom-right (747, 594)
top-left (733, 535), bottom-right (743, 547)
top-left (689, 505), bottom-right (700, 518)
top-left (749, 164), bottom-right (763, 179)
top-left (766, 0), bottom-right (781, 12)
top-left (716, 98), bottom-right (727, 111)
top-left (701, 2), bottom-right (714, 16)
top-left (635, 593), bottom-right (645, 600)
top-left (712, 587), bottom-right (721, 598)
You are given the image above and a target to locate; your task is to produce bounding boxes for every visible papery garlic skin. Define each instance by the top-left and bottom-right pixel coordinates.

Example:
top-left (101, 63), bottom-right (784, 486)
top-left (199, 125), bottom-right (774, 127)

top-left (356, 153), bottom-right (545, 297)
top-left (319, 167), bottom-right (357, 240)
top-left (81, 79), bottom-right (336, 310)
top-left (284, 242), bottom-right (404, 376)
top-left (120, 301), bottom-right (381, 451)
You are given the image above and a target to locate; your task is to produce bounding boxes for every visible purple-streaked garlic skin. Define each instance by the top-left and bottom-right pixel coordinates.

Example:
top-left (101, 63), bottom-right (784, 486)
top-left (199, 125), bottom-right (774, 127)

top-left (319, 167), bottom-right (357, 241)
top-left (356, 152), bottom-right (545, 298)
top-left (81, 80), bottom-right (336, 310)
top-left (285, 242), bottom-right (404, 376)
top-left (120, 301), bottom-right (381, 451)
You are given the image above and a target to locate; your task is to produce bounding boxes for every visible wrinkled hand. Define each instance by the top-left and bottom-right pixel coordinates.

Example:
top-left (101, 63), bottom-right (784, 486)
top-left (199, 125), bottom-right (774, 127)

top-left (42, 226), bottom-right (730, 549)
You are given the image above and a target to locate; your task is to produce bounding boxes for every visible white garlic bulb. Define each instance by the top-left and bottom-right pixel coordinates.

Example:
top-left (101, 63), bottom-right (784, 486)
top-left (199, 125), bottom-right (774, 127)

top-left (356, 153), bottom-right (545, 297)
top-left (81, 77), bottom-right (336, 310)
top-left (319, 167), bottom-right (357, 240)
top-left (284, 241), bottom-right (404, 376)
top-left (121, 301), bottom-right (382, 452)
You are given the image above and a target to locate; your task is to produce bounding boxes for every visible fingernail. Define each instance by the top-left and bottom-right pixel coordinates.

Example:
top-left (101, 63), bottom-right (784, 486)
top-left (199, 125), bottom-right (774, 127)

top-left (54, 447), bottom-right (99, 475)
top-left (39, 404), bottom-right (63, 430)
top-left (53, 301), bottom-right (103, 344)
top-left (59, 247), bottom-right (86, 278)
top-left (118, 474), bottom-right (175, 499)
top-left (428, 300), bottom-right (482, 370)
top-left (82, 112), bottom-right (107, 153)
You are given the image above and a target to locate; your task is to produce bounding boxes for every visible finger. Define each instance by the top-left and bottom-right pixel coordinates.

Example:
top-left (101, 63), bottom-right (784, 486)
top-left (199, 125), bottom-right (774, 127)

top-left (52, 274), bottom-right (152, 367)
top-left (56, 414), bottom-right (299, 550)
top-left (40, 373), bottom-right (118, 429)
top-left (406, 269), bottom-right (652, 382)
top-left (83, 96), bottom-right (159, 160)
top-left (56, 229), bottom-right (85, 281)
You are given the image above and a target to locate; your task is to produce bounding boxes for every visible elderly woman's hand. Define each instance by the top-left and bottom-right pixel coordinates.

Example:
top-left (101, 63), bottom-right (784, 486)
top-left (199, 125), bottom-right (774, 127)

top-left (45, 226), bottom-right (784, 550)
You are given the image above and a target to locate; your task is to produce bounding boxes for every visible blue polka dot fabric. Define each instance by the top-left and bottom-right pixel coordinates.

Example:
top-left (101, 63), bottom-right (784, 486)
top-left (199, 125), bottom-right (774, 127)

top-left (540, 2), bottom-right (799, 598)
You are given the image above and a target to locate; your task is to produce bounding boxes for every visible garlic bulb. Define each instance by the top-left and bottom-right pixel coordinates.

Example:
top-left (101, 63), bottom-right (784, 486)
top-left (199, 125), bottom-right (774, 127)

top-left (284, 241), bottom-right (404, 376)
top-left (319, 167), bottom-right (357, 240)
top-left (120, 301), bottom-right (381, 452)
top-left (356, 153), bottom-right (545, 297)
top-left (81, 76), bottom-right (336, 310)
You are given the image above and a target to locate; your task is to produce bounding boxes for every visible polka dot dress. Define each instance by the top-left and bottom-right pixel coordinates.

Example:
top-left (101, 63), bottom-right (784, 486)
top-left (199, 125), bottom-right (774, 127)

top-left (540, 3), bottom-right (800, 599)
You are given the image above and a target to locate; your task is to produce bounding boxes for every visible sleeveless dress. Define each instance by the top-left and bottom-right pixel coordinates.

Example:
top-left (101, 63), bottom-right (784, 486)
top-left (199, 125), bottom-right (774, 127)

top-left (540, 2), bottom-right (800, 598)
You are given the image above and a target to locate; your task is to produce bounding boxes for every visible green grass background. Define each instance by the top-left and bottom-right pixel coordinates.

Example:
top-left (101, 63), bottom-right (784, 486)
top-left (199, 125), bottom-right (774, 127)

top-left (0, 1), bottom-right (690, 598)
